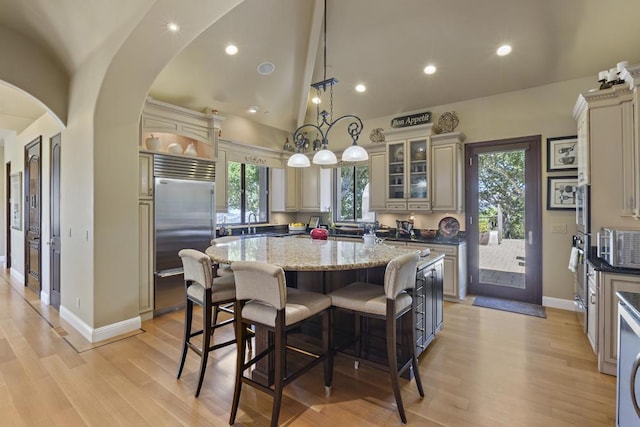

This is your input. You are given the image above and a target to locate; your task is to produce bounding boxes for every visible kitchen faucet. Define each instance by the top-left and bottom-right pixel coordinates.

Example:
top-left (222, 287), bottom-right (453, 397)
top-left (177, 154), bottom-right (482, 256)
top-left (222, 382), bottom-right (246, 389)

top-left (247, 212), bottom-right (257, 234)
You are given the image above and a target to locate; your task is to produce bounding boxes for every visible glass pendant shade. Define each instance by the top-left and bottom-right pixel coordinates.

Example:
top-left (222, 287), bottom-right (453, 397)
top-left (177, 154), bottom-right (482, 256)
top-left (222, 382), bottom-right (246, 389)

top-left (312, 148), bottom-right (338, 165)
top-left (342, 144), bottom-right (369, 162)
top-left (287, 153), bottom-right (311, 167)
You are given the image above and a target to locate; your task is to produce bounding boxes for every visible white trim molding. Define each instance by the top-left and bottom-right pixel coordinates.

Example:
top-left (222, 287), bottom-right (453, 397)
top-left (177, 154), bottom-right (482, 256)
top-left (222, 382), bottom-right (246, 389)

top-left (10, 268), bottom-right (25, 284)
top-left (60, 306), bottom-right (142, 343)
top-left (542, 296), bottom-right (575, 312)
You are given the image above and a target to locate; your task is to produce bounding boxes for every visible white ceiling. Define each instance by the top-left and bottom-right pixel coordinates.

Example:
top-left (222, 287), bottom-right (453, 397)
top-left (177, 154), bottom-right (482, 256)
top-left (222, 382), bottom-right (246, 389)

top-left (2, 0), bottom-right (640, 137)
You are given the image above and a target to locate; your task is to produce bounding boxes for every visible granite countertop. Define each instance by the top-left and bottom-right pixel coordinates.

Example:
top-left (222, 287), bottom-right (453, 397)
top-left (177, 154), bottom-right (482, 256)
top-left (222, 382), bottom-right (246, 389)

top-left (617, 291), bottom-right (640, 320)
top-left (206, 235), bottom-right (444, 271)
top-left (588, 248), bottom-right (640, 275)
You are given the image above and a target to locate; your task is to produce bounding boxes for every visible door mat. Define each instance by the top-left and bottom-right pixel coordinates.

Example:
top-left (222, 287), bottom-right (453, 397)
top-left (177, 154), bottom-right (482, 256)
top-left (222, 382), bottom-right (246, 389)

top-left (472, 296), bottom-right (546, 318)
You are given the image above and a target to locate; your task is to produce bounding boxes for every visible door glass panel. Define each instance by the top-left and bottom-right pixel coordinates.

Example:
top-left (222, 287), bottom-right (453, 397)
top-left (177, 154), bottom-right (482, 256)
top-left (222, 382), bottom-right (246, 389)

top-left (388, 142), bottom-right (404, 199)
top-left (409, 139), bottom-right (427, 199)
top-left (477, 150), bottom-right (526, 289)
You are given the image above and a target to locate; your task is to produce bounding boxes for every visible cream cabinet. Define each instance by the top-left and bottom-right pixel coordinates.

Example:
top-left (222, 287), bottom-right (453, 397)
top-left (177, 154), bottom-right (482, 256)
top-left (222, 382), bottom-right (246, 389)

top-left (587, 262), bottom-right (598, 354)
top-left (431, 133), bottom-right (465, 212)
top-left (573, 85), bottom-right (634, 231)
top-left (368, 147), bottom-right (386, 211)
top-left (271, 167), bottom-right (299, 212)
top-left (138, 200), bottom-right (154, 319)
top-left (598, 271), bottom-right (640, 375)
top-left (215, 147), bottom-right (228, 212)
top-left (299, 164), bottom-right (331, 212)
top-left (386, 138), bottom-right (430, 211)
top-left (138, 153), bottom-right (153, 199)
top-left (407, 241), bottom-right (467, 302)
top-left (622, 65), bottom-right (640, 218)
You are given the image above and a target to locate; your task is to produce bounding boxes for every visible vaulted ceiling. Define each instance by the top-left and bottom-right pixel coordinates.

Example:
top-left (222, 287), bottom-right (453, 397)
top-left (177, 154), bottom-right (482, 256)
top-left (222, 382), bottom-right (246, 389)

top-left (2, 0), bottom-right (640, 139)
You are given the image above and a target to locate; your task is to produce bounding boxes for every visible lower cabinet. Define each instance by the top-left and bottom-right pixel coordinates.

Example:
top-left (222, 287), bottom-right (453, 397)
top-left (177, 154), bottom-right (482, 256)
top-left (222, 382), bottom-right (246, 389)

top-left (138, 200), bottom-right (154, 319)
top-left (422, 242), bottom-right (467, 302)
top-left (598, 271), bottom-right (640, 375)
top-left (413, 259), bottom-right (444, 356)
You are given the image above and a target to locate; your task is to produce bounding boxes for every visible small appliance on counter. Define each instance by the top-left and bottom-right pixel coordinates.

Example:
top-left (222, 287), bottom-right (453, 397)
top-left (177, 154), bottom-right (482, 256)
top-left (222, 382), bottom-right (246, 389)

top-left (597, 228), bottom-right (640, 269)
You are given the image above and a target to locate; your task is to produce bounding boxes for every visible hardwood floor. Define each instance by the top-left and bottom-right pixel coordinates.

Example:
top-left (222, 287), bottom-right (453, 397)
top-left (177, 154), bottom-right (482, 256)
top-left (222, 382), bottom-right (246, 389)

top-left (0, 269), bottom-right (615, 426)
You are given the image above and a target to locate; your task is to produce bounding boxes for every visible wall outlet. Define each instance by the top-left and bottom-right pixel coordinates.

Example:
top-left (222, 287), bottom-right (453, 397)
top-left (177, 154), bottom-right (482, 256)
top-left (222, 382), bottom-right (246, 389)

top-left (551, 224), bottom-right (567, 234)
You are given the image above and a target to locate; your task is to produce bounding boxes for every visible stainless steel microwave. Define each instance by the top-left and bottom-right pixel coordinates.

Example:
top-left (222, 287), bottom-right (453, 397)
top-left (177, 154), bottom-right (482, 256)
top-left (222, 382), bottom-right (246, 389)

top-left (597, 228), bottom-right (640, 269)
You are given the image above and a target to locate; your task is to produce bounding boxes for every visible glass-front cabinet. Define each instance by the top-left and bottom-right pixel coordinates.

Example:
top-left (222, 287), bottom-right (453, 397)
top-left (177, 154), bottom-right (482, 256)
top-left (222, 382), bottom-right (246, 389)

top-left (386, 138), bottom-right (429, 211)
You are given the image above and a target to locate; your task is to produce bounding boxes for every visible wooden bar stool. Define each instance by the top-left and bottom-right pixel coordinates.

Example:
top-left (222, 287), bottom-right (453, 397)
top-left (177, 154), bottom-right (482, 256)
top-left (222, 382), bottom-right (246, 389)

top-left (329, 252), bottom-right (423, 424)
top-left (177, 248), bottom-right (238, 397)
top-left (229, 261), bottom-right (333, 427)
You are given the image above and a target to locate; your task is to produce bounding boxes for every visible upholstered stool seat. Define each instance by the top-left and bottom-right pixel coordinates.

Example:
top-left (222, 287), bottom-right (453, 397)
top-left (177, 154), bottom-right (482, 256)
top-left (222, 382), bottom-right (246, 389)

top-left (229, 261), bottom-right (333, 427)
top-left (177, 249), bottom-right (245, 397)
top-left (329, 252), bottom-right (423, 424)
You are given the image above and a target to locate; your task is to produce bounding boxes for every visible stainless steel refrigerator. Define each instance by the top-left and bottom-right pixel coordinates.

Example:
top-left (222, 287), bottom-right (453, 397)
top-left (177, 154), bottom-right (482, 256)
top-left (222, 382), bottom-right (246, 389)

top-left (153, 155), bottom-right (216, 315)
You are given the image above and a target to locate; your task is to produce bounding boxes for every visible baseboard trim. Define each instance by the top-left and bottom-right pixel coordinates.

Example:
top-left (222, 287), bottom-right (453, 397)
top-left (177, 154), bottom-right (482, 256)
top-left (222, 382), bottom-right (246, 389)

top-left (60, 306), bottom-right (142, 343)
top-left (10, 268), bottom-right (25, 284)
top-left (40, 290), bottom-right (50, 305)
top-left (542, 296), bottom-right (575, 311)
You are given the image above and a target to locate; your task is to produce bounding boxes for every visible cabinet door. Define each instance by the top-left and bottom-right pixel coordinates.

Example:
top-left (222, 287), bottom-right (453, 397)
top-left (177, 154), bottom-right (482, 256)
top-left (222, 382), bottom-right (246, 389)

top-left (408, 138), bottom-right (428, 201)
top-left (621, 100), bottom-right (636, 216)
top-left (576, 108), bottom-right (589, 186)
top-left (299, 164), bottom-right (330, 212)
top-left (138, 201), bottom-right (154, 316)
top-left (271, 167), bottom-right (299, 212)
top-left (369, 151), bottom-right (386, 210)
top-left (587, 267), bottom-right (597, 353)
top-left (285, 167), bottom-right (300, 211)
top-left (441, 256), bottom-right (457, 299)
top-left (433, 261), bottom-right (444, 332)
top-left (600, 272), bottom-right (640, 375)
top-left (431, 141), bottom-right (462, 211)
top-left (387, 141), bottom-right (405, 200)
top-left (215, 148), bottom-right (228, 211)
top-left (422, 269), bottom-right (435, 347)
top-left (138, 153), bottom-right (153, 199)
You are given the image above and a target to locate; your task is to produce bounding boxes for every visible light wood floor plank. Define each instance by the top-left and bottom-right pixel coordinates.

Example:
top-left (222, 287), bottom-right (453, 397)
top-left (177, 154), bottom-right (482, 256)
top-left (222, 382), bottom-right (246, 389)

top-left (0, 269), bottom-right (616, 426)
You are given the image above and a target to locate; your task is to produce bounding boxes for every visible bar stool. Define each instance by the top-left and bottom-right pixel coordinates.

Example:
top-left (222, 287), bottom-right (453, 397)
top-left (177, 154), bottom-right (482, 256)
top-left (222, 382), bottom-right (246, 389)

top-left (229, 261), bottom-right (333, 427)
top-left (177, 248), bottom-right (238, 397)
top-left (329, 252), bottom-right (423, 424)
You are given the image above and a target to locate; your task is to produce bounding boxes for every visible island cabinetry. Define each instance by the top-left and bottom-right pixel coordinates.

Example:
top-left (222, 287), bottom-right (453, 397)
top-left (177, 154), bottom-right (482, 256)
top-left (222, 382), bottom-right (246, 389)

top-left (413, 258), bottom-right (444, 356)
top-left (431, 132), bottom-right (465, 212)
top-left (598, 271), bottom-right (640, 375)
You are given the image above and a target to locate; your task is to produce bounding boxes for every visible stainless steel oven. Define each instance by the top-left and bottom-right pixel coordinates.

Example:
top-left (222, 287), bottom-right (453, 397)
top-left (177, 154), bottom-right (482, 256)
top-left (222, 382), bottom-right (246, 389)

top-left (572, 232), bottom-right (588, 331)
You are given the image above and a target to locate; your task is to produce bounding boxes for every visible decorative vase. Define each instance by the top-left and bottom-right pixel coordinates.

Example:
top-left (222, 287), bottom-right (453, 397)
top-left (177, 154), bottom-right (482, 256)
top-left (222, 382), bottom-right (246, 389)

top-left (310, 228), bottom-right (328, 240)
top-left (145, 134), bottom-right (161, 151)
top-left (184, 143), bottom-right (197, 156)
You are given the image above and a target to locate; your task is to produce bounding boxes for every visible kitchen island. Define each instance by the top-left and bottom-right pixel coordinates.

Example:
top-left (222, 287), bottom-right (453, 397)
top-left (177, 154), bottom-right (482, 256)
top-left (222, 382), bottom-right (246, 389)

top-left (206, 235), bottom-right (445, 383)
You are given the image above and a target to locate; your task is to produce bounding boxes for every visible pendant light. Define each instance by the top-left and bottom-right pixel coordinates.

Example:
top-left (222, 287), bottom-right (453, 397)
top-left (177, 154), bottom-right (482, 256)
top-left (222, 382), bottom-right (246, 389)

top-left (288, 0), bottom-right (367, 167)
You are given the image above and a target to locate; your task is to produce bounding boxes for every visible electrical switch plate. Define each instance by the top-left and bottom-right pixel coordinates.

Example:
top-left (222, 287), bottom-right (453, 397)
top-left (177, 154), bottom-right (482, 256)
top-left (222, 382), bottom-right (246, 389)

top-left (551, 224), bottom-right (567, 233)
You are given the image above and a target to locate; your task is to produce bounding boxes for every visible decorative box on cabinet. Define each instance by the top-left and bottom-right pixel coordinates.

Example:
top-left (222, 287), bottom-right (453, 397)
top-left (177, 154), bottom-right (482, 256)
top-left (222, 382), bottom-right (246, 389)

top-left (598, 271), bottom-right (640, 376)
top-left (431, 132), bottom-right (465, 212)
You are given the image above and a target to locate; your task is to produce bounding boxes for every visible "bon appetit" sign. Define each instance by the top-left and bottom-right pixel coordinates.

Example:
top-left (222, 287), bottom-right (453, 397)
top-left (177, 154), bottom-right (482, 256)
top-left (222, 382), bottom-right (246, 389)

top-left (390, 111), bottom-right (432, 128)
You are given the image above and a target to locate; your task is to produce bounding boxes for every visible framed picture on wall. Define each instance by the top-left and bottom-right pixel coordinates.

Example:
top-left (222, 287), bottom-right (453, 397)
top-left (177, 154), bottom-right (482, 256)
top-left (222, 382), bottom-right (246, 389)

top-left (547, 135), bottom-right (578, 172)
top-left (547, 176), bottom-right (577, 210)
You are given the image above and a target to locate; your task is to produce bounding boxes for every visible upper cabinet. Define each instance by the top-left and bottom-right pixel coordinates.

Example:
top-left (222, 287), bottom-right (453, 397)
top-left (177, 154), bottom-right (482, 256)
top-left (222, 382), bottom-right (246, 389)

top-left (431, 133), bottom-right (465, 212)
top-left (140, 98), bottom-right (224, 161)
top-left (271, 166), bottom-right (299, 212)
top-left (623, 65), bottom-right (640, 219)
top-left (573, 84), bottom-right (635, 230)
top-left (367, 145), bottom-right (386, 211)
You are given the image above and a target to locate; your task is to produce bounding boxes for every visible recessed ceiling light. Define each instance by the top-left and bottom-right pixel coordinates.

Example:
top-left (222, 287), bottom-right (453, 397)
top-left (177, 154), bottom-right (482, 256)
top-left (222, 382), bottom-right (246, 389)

top-left (497, 45), bottom-right (512, 56)
top-left (167, 22), bottom-right (180, 32)
top-left (355, 84), bottom-right (366, 93)
top-left (257, 62), bottom-right (275, 75)
top-left (312, 97), bottom-right (321, 104)
top-left (225, 44), bottom-right (238, 55)
top-left (248, 106), bottom-right (259, 113)
top-left (423, 65), bottom-right (436, 75)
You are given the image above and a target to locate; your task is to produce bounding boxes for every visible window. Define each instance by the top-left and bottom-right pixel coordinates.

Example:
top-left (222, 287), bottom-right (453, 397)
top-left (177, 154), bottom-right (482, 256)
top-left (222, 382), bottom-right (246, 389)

top-left (218, 161), bottom-right (269, 224)
top-left (334, 164), bottom-right (375, 223)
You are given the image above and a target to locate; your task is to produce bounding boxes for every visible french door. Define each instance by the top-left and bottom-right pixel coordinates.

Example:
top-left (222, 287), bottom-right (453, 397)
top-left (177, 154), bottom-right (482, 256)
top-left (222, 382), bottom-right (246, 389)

top-left (465, 135), bottom-right (542, 304)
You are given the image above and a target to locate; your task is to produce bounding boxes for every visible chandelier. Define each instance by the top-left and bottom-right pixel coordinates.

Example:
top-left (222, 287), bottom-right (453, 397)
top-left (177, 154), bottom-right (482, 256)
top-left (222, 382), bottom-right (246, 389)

top-left (287, 0), bottom-right (367, 167)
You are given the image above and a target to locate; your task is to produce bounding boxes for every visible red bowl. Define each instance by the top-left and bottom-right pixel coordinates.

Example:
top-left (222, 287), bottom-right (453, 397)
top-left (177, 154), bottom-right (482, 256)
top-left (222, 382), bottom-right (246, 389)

top-left (310, 228), bottom-right (328, 240)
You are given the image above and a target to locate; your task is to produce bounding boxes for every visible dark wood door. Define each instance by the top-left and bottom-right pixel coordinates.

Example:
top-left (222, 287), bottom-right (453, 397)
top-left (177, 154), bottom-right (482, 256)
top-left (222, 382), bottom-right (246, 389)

top-left (5, 162), bottom-right (11, 269)
top-left (25, 137), bottom-right (42, 294)
top-left (50, 134), bottom-right (61, 308)
top-left (465, 135), bottom-right (542, 304)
